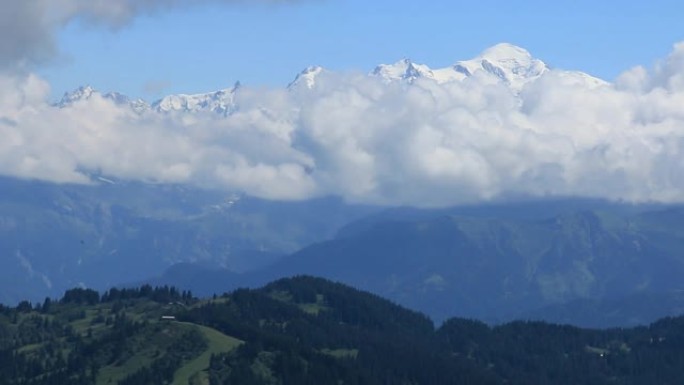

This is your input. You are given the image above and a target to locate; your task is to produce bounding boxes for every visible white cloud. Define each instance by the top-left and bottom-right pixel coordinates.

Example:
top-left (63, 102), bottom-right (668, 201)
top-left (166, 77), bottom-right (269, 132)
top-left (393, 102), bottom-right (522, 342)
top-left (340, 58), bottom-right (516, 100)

top-left (4, 44), bottom-right (684, 206)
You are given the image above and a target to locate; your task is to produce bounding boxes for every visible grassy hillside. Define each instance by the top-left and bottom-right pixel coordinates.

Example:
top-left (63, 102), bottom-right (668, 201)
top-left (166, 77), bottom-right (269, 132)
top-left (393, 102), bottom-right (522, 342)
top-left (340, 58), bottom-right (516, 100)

top-left (171, 323), bottom-right (242, 385)
top-left (0, 286), bottom-right (241, 385)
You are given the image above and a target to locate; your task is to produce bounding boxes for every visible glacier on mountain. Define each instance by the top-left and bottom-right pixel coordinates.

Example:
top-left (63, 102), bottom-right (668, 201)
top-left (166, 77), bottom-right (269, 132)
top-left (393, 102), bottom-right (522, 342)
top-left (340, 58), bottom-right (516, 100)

top-left (57, 82), bottom-right (241, 116)
top-left (372, 59), bottom-right (437, 83)
top-left (151, 82), bottom-right (240, 115)
top-left (369, 43), bottom-right (606, 91)
top-left (56, 85), bottom-right (151, 113)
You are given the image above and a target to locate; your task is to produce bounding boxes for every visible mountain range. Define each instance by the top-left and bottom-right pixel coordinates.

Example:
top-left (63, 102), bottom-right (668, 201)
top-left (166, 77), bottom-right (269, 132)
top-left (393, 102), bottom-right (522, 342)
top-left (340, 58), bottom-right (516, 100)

top-left (55, 43), bottom-right (607, 115)
top-left (55, 82), bottom-right (241, 115)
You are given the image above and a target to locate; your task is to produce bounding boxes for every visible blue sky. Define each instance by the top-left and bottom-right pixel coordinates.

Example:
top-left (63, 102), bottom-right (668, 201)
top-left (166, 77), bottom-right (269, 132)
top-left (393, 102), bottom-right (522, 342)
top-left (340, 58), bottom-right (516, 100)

top-left (39, 0), bottom-right (684, 100)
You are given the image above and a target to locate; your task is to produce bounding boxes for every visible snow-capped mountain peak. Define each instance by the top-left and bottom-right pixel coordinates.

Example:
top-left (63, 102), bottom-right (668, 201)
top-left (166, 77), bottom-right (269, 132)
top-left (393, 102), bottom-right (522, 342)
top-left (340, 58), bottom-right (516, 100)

top-left (480, 43), bottom-right (535, 64)
top-left (151, 81), bottom-right (240, 115)
top-left (369, 44), bottom-right (550, 88)
top-left (372, 58), bottom-right (435, 83)
top-left (57, 85), bottom-right (96, 107)
top-left (56, 86), bottom-right (150, 112)
top-left (56, 83), bottom-right (242, 116)
top-left (453, 43), bottom-right (548, 90)
top-left (288, 66), bottom-right (324, 89)
top-left (102, 92), bottom-right (150, 113)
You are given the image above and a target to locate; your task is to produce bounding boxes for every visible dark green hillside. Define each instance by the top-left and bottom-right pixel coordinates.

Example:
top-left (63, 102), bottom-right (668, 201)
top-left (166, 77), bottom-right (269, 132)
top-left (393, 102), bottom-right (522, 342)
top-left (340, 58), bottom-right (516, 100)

top-left (179, 276), bottom-right (497, 385)
top-left (6, 277), bottom-right (684, 384)
top-left (438, 316), bottom-right (684, 385)
top-left (184, 276), bottom-right (684, 384)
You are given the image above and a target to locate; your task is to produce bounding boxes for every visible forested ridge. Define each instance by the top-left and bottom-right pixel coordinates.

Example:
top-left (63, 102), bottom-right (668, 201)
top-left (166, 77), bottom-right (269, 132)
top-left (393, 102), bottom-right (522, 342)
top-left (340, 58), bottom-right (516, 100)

top-left (2, 277), bottom-right (684, 384)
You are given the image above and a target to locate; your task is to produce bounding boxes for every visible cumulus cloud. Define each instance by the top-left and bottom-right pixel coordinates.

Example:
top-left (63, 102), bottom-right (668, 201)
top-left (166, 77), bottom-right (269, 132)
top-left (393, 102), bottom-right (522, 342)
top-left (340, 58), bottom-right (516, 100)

top-left (0, 0), bottom-right (298, 69)
top-left (4, 43), bottom-right (684, 206)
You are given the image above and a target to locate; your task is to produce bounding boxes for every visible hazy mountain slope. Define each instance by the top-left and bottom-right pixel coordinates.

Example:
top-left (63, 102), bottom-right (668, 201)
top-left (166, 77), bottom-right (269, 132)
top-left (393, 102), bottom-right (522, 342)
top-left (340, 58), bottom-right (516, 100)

top-left (0, 176), bottom-right (375, 304)
top-left (239, 206), bottom-right (684, 323)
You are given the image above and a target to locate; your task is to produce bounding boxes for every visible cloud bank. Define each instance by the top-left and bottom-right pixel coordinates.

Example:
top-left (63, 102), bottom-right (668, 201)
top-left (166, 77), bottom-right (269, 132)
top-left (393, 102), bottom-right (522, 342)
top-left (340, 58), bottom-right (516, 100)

top-left (3, 18), bottom-right (684, 207)
top-left (3, 43), bottom-right (684, 207)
